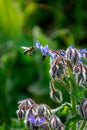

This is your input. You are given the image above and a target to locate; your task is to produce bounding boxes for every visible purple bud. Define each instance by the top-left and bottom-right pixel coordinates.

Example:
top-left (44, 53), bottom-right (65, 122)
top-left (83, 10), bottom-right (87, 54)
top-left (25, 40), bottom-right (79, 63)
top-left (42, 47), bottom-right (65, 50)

top-left (50, 115), bottom-right (65, 130)
top-left (66, 46), bottom-right (74, 60)
top-left (75, 64), bottom-right (86, 85)
top-left (80, 98), bottom-right (87, 119)
top-left (16, 109), bottom-right (24, 120)
top-left (66, 47), bottom-right (80, 66)
top-left (52, 65), bottom-right (58, 78)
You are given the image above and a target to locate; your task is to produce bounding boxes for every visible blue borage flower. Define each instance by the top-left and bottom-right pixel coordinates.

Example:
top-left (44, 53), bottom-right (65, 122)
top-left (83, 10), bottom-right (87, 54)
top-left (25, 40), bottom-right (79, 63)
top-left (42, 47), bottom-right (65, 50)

top-left (36, 41), bottom-right (49, 55)
top-left (36, 41), bottom-right (57, 59)
top-left (28, 114), bottom-right (45, 126)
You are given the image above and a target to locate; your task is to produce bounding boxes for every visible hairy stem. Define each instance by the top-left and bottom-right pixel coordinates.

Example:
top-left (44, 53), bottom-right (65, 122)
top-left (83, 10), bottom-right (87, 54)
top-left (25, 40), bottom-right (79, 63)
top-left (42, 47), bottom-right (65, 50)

top-left (71, 92), bottom-right (77, 130)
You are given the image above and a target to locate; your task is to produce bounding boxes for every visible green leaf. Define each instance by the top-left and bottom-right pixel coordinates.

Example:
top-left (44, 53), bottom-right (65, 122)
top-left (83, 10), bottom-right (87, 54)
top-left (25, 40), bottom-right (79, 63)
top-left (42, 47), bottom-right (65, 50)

top-left (11, 118), bottom-right (26, 129)
top-left (72, 86), bottom-right (85, 103)
top-left (65, 115), bottom-right (81, 130)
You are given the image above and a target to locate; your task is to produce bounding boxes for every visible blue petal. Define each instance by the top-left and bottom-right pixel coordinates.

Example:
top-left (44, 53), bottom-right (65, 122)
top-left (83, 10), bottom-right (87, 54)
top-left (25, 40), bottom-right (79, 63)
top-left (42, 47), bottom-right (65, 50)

top-left (79, 49), bottom-right (86, 53)
top-left (36, 41), bottom-right (41, 49)
top-left (38, 117), bottom-right (45, 125)
top-left (41, 45), bottom-right (49, 55)
top-left (60, 51), bottom-right (65, 56)
top-left (69, 45), bottom-right (74, 49)
top-left (44, 45), bottom-right (49, 53)
top-left (28, 115), bottom-right (36, 124)
top-left (40, 45), bottom-right (48, 55)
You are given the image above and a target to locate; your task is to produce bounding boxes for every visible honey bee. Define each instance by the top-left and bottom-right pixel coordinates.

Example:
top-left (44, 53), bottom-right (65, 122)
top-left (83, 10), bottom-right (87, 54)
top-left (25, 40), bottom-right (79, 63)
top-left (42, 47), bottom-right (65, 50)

top-left (21, 46), bottom-right (35, 56)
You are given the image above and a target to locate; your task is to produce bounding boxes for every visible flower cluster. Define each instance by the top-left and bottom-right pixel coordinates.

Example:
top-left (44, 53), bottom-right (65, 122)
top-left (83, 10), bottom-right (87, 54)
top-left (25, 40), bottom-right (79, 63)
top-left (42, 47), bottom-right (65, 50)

top-left (18, 41), bottom-right (87, 130)
top-left (35, 42), bottom-right (87, 86)
top-left (16, 98), bottom-right (65, 130)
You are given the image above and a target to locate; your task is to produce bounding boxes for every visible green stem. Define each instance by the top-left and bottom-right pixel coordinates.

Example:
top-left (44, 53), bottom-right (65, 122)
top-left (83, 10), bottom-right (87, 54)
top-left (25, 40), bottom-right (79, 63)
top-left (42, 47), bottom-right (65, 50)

top-left (71, 92), bottom-right (77, 130)
top-left (71, 94), bottom-right (76, 114)
top-left (80, 120), bottom-right (86, 130)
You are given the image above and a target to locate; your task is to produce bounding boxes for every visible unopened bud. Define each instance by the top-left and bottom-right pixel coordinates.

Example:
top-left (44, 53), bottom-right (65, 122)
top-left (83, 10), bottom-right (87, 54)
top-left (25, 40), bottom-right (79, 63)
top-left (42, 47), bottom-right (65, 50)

top-left (75, 72), bottom-right (86, 85)
top-left (50, 115), bottom-right (65, 130)
top-left (71, 49), bottom-right (80, 66)
top-left (50, 81), bottom-right (62, 103)
top-left (57, 63), bottom-right (66, 79)
top-left (66, 46), bottom-right (74, 60)
top-left (16, 109), bottom-right (24, 120)
top-left (52, 65), bottom-right (58, 79)
top-left (80, 98), bottom-right (87, 119)
top-left (24, 119), bottom-right (31, 129)
top-left (66, 47), bottom-right (80, 66)
top-left (18, 98), bottom-right (35, 110)
top-left (37, 104), bottom-right (51, 117)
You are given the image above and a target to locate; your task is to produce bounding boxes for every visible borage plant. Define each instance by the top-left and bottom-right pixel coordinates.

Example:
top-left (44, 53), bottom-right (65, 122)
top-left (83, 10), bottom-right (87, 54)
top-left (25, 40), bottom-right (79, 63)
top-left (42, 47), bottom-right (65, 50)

top-left (16, 41), bottom-right (87, 130)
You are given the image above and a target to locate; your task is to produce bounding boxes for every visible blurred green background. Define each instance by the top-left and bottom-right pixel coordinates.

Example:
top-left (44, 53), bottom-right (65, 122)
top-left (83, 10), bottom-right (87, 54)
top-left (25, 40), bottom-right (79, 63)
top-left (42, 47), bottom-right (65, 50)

top-left (0, 0), bottom-right (87, 129)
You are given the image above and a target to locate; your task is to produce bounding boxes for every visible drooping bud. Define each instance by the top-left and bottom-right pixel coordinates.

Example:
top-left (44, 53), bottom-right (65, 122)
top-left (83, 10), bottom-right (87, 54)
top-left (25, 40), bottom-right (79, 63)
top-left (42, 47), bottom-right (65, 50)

top-left (49, 115), bottom-right (65, 130)
top-left (66, 46), bottom-right (74, 60)
top-left (37, 104), bottom-right (51, 117)
top-left (75, 73), bottom-right (85, 85)
top-left (57, 62), bottom-right (66, 79)
top-left (79, 98), bottom-right (87, 119)
top-left (25, 104), bottom-right (38, 120)
top-left (75, 64), bottom-right (86, 85)
top-left (18, 98), bottom-right (36, 110)
top-left (16, 109), bottom-right (24, 120)
top-left (50, 81), bottom-right (63, 103)
top-left (71, 49), bottom-right (80, 66)
top-left (52, 65), bottom-right (58, 79)
top-left (66, 46), bottom-right (80, 66)
top-left (24, 119), bottom-right (31, 129)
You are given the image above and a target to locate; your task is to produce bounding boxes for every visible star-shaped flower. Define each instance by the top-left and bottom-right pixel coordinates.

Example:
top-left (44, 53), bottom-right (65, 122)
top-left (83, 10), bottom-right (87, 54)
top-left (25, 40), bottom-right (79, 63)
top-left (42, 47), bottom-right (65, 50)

top-left (28, 114), bottom-right (45, 126)
top-left (36, 41), bottom-right (49, 55)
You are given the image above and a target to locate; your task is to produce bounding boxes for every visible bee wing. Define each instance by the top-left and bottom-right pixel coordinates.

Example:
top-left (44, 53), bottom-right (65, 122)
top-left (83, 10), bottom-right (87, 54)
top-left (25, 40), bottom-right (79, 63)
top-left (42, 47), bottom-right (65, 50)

top-left (21, 46), bottom-right (29, 50)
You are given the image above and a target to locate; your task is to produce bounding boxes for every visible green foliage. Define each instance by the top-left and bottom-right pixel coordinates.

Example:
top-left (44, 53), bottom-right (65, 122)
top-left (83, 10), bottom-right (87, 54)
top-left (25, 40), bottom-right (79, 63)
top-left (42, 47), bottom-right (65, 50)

top-left (65, 115), bottom-right (81, 130)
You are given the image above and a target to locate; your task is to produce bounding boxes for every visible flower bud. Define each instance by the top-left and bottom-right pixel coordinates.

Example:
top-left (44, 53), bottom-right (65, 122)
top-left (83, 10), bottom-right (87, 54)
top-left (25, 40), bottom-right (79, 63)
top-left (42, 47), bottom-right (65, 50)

top-left (37, 104), bottom-right (51, 117)
top-left (52, 65), bottom-right (58, 79)
top-left (57, 63), bottom-right (66, 79)
top-left (24, 119), bottom-right (31, 129)
top-left (71, 49), bottom-right (80, 66)
top-left (16, 109), bottom-right (24, 120)
top-left (49, 115), bottom-right (65, 130)
top-left (18, 98), bottom-right (35, 110)
top-left (50, 81), bottom-right (62, 103)
top-left (80, 98), bottom-right (87, 118)
top-left (66, 46), bottom-right (74, 60)
top-left (66, 47), bottom-right (80, 66)
top-left (75, 72), bottom-right (86, 85)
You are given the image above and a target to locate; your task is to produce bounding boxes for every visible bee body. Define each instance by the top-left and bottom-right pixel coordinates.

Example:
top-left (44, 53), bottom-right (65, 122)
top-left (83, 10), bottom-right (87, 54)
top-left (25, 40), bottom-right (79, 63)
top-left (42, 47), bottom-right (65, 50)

top-left (21, 46), bottom-right (35, 56)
